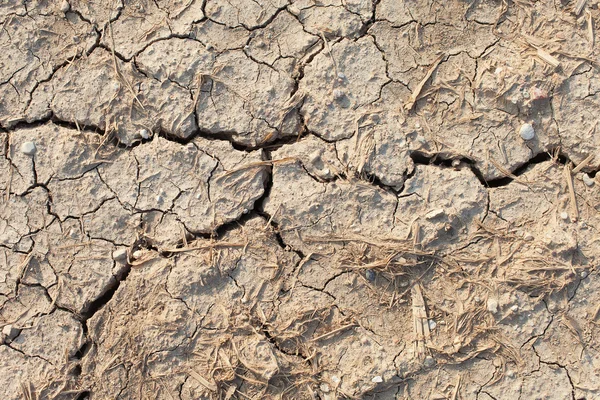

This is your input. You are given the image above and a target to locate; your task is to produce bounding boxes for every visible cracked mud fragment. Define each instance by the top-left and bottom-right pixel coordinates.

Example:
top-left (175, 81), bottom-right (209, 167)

top-left (264, 151), bottom-right (486, 253)
top-left (99, 136), bottom-right (267, 234)
top-left (300, 36), bottom-right (388, 141)
top-left (289, 0), bottom-right (373, 39)
top-left (0, 4), bottom-right (98, 127)
top-left (1, 0), bottom-right (600, 398)
top-left (30, 48), bottom-right (197, 145)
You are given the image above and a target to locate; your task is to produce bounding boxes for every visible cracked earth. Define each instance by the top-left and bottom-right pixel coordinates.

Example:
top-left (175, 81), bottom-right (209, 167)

top-left (1, 0), bottom-right (600, 399)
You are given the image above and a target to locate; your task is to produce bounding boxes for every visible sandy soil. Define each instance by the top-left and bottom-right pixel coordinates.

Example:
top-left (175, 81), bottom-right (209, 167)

top-left (1, 0), bottom-right (600, 399)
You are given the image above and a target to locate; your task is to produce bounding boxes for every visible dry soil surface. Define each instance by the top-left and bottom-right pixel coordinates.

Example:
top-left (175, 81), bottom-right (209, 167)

top-left (1, 0), bottom-right (600, 399)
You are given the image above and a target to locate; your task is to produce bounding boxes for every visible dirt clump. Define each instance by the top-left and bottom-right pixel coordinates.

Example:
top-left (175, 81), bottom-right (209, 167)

top-left (1, 0), bottom-right (600, 399)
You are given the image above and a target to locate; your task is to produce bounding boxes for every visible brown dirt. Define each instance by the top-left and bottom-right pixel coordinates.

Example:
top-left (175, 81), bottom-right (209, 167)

top-left (1, 0), bottom-right (600, 399)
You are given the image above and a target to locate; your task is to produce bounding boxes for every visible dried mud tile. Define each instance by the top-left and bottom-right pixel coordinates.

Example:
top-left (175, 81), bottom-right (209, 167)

top-left (46, 48), bottom-right (197, 145)
top-left (195, 50), bottom-right (300, 146)
top-left (245, 10), bottom-right (319, 67)
top-left (299, 37), bottom-right (388, 141)
top-left (205, 0), bottom-right (286, 29)
top-left (10, 309), bottom-right (84, 365)
top-left (0, 10), bottom-right (98, 126)
top-left (101, 0), bottom-right (204, 59)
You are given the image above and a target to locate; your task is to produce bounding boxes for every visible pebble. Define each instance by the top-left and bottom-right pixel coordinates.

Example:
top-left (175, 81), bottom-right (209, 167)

top-left (333, 89), bottom-right (345, 100)
top-left (139, 129), bottom-right (151, 140)
top-left (365, 269), bottom-right (376, 281)
top-left (337, 72), bottom-right (347, 80)
top-left (428, 320), bottom-right (437, 330)
top-left (20, 141), bottom-right (37, 156)
top-left (560, 211), bottom-right (569, 220)
top-left (487, 298), bottom-right (499, 314)
top-left (112, 248), bottom-right (128, 261)
top-left (519, 123), bottom-right (535, 140)
top-left (320, 383), bottom-right (330, 393)
top-left (523, 232), bottom-right (534, 241)
top-left (506, 370), bottom-right (515, 378)
top-left (60, 0), bottom-right (70, 13)
top-left (425, 208), bottom-right (445, 219)
top-left (371, 376), bottom-right (383, 383)
top-left (583, 173), bottom-right (595, 187)
top-left (510, 305), bottom-right (519, 312)
top-left (581, 270), bottom-right (589, 279)
top-left (2, 324), bottom-right (20, 341)
top-left (132, 250), bottom-right (143, 259)
top-left (423, 356), bottom-right (436, 367)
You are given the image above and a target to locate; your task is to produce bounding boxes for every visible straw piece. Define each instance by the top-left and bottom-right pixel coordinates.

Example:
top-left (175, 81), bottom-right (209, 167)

top-left (404, 54), bottom-right (444, 111)
top-left (564, 163), bottom-right (579, 222)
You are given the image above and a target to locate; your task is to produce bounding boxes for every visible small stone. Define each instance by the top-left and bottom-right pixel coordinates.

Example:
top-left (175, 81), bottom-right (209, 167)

top-left (60, 0), bottom-right (70, 13)
top-left (428, 320), bottom-right (437, 330)
top-left (506, 370), bottom-right (515, 379)
top-left (510, 305), bottom-right (519, 312)
top-left (519, 123), bottom-right (535, 140)
top-left (20, 141), bottom-right (37, 156)
top-left (523, 232), bottom-right (534, 241)
top-left (308, 150), bottom-right (322, 165)
top-left (371, 376), bottom-right (383, 383)
top-left (337, 72), bottom-right (347, 80)
top-left (320, 383), bottom-right (330, 393)
top-left (112, 248), bottom-right (128, 262)
top-left (365, 269), bottom-right (376, 281)
top-left (425, 209), bottom-right (445, 220)
top-left (139, 129), bottom-right (151, 140)
top-left (2, 325), bottom-right (20, 341)
top-left (451, 159), bottom-right (461, 168)
top-left (333, 89), bottom-right (345, 100)
top-left (560, 211), bottom-right (569, 220)
top-left (423, 355), bottom-right (436, 367)
top-left (583, 173), bottom-right (595, 187)
top-left (132, 250), bottom-right (143, 259)
top-left (487, 298), bottom-right (499, 314)
top-left (581, 270), bottom-right (589, 279)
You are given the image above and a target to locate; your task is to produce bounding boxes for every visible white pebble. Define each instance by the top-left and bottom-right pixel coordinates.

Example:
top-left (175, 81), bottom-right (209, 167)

top-left (523, 232), bottom-right (534, 241)
top-left (2, 324), bottom-right (20, 340)
top-left (371, 376), bottom-right (383, 383)
top-left (132, 250), bottom-right (143, 259)
top-left (487, 298), bottom-right (499, 314)
top-left (428, 320), bottom-right (437, 330)
top-left (581, 270), bottom-right (589, 279)
top-left (560, 211), bottom-right (569, 220)
top-left (139, 129), bottom-right (151, 140)
top-left (510, 305), bottom-right (519, 312)
top-left (519, 123), bottom-right (535, 140)
top-left (320, 383), bottom-right (330, 393)
top-left (423, 355), bottom-right (436, 367)
top-left (333, 89), bottom-right (345, 99)
top-left (112, 248), bottom-right (128, 261)
top-left (583, 173), bottom-right (595, 187)
top-left (60, 0), bottom-right (70, 13)
top-left (20, 141), bottom-right (37, 156)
